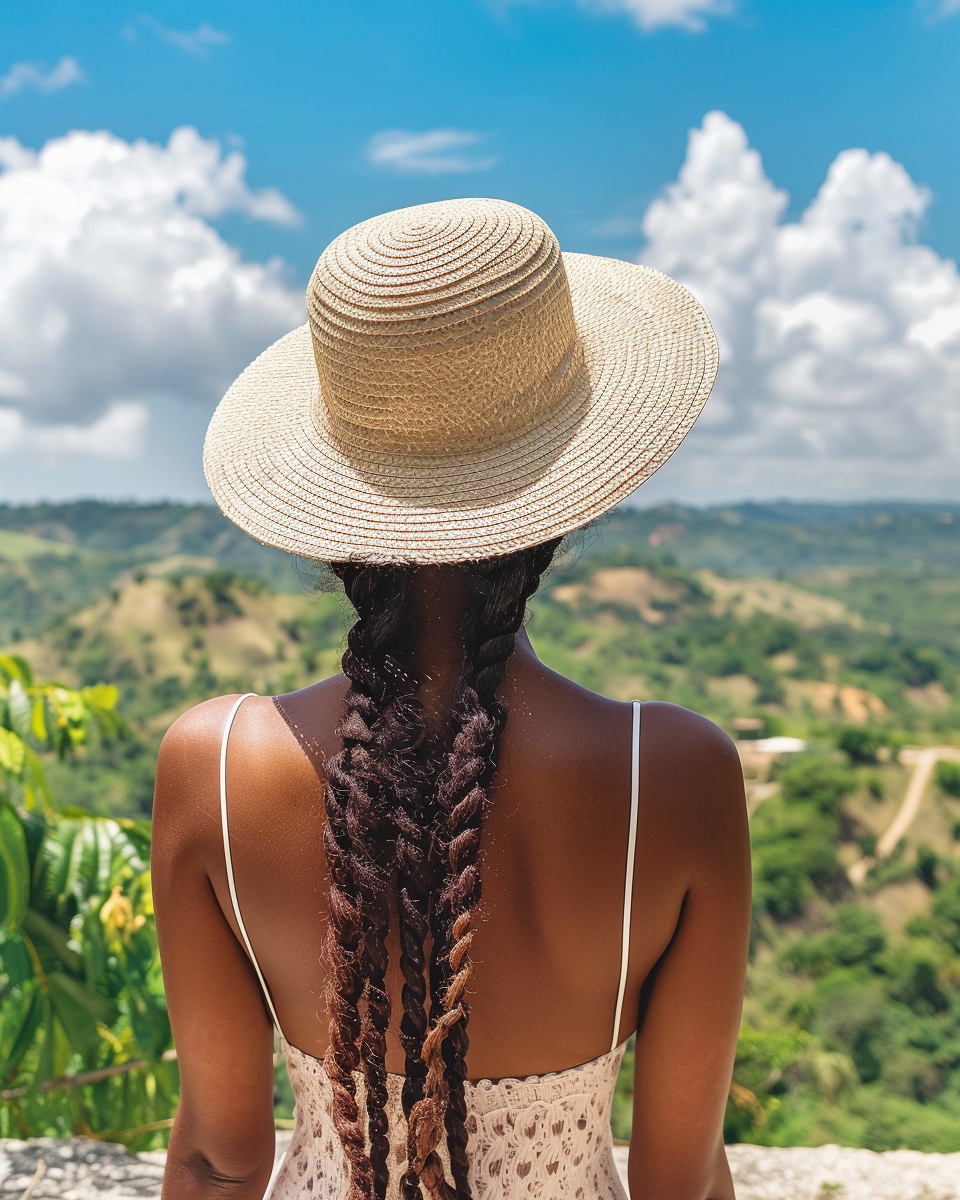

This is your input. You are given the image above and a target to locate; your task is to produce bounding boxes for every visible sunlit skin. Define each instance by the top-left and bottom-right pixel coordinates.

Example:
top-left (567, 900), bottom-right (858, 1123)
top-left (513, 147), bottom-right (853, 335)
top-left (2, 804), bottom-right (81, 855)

top-left (152, 567), bottom-right (751, 1200)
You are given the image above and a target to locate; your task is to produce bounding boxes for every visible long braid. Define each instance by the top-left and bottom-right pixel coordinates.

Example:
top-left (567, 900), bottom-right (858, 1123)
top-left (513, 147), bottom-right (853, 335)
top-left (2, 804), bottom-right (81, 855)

top-left (412, 540), bottom-right (561, 1199)
top-left (326, 563), bottom-right (419, 1200)
top-left (380, 690), bottom-right (440, 1200)
top-left (323, 541), bottom-right (560, 1200)
top-left (394, 740), bottom-right (442, 1200)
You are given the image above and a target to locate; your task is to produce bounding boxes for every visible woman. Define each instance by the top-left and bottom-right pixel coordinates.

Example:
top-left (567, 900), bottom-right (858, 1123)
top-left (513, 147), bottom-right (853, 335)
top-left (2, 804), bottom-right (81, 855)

top-left (153, 198), bottom-right (750, 1200)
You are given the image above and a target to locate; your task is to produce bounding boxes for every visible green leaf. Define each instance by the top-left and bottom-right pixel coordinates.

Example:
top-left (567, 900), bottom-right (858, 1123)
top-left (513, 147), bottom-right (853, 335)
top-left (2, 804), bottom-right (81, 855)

top-left (20, 809), bottom-right (46, 871)
top-left (0, 930), bottom-right (33, 987)
top-left (0, 654), bottom-right (32, 687)
top-left (81, 684), bottom-right (119, 711)
top-left (127, 986), bottom-right (172, 1059)
top-left (0, 727), bottom-right (26, 777)
top-left (21, 746), bottom-right (51, 811)
top-left (32, 821), bottom-right (72, 916)
top-left (31, 994), bottom-right (55, 1087)
top-left (30, 696), bottom-right (48, 744)
top-left (7, 679), bottom-right (31, 740)
top-left (49, 971), bottom-right (116, 1058)
top-left (31, 816), bottom-right (148, 922)
top-left (21, 907), bottom-right (82, 974)
top-left (2, 983), bottom-right (44, 1077)
top-left (114, 817), bottom-right (153, 858)
top-left (0, 803), bottom-right (29, 932)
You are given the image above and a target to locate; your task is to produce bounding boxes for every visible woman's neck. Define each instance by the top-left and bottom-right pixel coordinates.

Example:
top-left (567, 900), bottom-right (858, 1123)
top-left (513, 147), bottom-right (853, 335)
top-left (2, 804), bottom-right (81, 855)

top-left (410, 567), bottom-right (536, 719)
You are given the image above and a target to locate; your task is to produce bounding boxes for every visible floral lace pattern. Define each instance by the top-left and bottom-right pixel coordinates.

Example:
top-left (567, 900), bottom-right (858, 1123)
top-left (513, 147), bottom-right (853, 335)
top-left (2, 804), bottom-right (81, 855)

top-left (268, 1039), bottom-right (628, 1199)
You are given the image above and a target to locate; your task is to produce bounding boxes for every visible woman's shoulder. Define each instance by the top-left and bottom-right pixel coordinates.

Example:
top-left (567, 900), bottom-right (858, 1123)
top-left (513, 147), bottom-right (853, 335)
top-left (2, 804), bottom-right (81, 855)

top-left (154, 685), bottom-right (341, 835)
top-left (641, 699), bottom-right (740, 764)
top-left (638, 701), bottom-right (747, 862)
top-left (159, 677), bottom-right (347, 760)
top-left (534, 661), bottom-right (738, 772)
top-left (522, 663), bottom-right (743, 825)
top-left (158, 691), bottom-right (272, 761)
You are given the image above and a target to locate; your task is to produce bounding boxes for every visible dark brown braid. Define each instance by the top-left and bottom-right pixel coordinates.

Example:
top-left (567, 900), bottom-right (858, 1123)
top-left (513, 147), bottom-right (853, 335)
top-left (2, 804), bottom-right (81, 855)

top-left (325, 563), bottom-right (419, 1200)
top-left (412, 539), bottom-right (562, 1200)
top-left (394, 750), bottom-right (442, 1200)
top-left (324, 540), bottom-right (560, 1200)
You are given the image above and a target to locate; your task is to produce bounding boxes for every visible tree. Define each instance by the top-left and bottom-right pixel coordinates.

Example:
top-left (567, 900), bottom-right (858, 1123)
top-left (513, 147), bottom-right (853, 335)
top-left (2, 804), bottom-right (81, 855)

top-left (781, 905), bottom-right (887, 977)
top-left (834, 727), bottom-right (886, 766)
top-left (778, 756), bottom-right (857, 815)
top-left (751, 800), bottom-right (847, 920)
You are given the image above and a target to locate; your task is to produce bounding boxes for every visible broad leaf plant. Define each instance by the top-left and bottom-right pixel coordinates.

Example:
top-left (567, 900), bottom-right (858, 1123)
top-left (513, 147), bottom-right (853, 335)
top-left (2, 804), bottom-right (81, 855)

top-left (0, 654), bottom-right (175, 1146)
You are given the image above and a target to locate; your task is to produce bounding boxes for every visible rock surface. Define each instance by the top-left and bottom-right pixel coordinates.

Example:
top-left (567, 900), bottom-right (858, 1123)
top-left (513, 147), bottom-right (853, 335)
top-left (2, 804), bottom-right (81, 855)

top-left (0, 1139), bottom-right (164, 1199)
top-left (615, 1144), bottom-right (960, 1199)
top-left (1, 1137), bottom-right (958, 1198)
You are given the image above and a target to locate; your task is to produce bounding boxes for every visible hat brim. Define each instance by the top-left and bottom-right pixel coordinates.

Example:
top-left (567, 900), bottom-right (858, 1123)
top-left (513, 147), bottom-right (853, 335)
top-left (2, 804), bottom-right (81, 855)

top-left (203, 253), bottom-right (717, 564)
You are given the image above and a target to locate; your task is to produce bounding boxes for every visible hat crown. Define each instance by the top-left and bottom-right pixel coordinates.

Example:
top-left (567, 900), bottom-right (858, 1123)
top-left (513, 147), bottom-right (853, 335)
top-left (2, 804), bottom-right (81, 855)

top-left (307, 199), bottom-right (582, 453)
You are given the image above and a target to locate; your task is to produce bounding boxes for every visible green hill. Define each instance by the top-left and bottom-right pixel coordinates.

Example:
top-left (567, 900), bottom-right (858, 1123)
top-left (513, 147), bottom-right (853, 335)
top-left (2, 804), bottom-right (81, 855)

top-left (4, 499), bottom-right (960, 1152)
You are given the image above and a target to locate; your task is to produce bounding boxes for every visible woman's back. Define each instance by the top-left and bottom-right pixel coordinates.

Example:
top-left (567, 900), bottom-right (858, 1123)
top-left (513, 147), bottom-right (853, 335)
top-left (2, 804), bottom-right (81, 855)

top-left (154, 637), bottom-right (750, 1199)
top-left (156, 194), bottom-right (742, 1200)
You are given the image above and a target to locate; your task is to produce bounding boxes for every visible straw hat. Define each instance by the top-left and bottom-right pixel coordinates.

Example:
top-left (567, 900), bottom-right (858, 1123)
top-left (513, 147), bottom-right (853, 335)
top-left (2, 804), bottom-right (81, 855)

top-left (204, 198), bottom-right (717, 564)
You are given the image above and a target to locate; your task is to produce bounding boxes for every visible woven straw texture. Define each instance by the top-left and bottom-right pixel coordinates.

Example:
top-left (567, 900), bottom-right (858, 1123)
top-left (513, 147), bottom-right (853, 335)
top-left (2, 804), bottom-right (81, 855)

top-left (204, 198), bottom-right (718, 563)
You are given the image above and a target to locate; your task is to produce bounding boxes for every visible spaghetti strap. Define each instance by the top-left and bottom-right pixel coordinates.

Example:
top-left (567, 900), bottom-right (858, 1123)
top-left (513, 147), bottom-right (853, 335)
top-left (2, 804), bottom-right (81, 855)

top-left (219, 692), bottom-right (284, 1038)
top-left (610, 700), bottom-right (642, 1052)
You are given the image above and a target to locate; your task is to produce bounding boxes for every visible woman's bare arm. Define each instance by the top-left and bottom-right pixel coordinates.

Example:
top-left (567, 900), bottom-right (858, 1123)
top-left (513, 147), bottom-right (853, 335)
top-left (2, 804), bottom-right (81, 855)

top-left (628, 714), bottom-right (751, 1200)
top-left (152, 698), bottom-right (277, 1200)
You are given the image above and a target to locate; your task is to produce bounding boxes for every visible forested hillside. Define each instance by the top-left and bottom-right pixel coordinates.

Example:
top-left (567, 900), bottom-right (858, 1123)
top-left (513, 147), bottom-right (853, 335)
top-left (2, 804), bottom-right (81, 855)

top-left (2, 500), bottom-right (960, 1152)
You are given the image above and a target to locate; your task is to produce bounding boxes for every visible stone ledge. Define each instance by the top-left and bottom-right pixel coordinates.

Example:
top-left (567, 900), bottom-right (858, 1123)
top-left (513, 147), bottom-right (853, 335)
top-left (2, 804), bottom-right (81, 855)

top-left (1, 1137), bottom-right (958, 1198)
top-left (616, 1144), bottom-right (960, 1199)
top-left (0, 1139), bottom-right (164, 1199)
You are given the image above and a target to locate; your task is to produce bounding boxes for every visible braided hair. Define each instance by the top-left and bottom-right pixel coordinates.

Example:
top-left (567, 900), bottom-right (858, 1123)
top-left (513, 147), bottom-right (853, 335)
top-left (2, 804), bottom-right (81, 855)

top-left (321, 540), bottom-right (561, 1200)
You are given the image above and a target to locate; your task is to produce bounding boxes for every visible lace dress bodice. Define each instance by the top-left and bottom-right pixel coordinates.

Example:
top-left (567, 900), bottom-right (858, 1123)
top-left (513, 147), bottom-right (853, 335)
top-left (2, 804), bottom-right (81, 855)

top-left (269, 1038), bottom-right (628, 1199)
top-left (217, 696), bottom-right (642, 1199)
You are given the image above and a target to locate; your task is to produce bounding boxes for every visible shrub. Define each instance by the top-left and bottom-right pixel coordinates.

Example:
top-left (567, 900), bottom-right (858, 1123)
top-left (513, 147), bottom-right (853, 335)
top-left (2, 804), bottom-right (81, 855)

top-left (857, 832), bottom-right (878, 857)
top-left (834, 727), bottom-right (886, 765)
top-left (752, 802), bottom-right (846, 919)
top-left (203, 569), bottom-right (242, 619)
top-left (885, 942), bottom-right (949, 1015)
top-left (899, 645), bottom-right (942, 688)
top-left (0, 655), bottom-right (171, 1146)
top-left (935, 760), bottom-right (960, 799)
top-left (778, 756), bottom-right (857, 815)
top-left (931, 874), bottom-right (960, 954)
top-left (915, 843), bottom-right (940, 890)
top-left (811, 975), bottom-right (889, 1084)
top-left (724, 1025), bottom-right (818, 1142)
top-left (781, 906), bottom-right (887, 977)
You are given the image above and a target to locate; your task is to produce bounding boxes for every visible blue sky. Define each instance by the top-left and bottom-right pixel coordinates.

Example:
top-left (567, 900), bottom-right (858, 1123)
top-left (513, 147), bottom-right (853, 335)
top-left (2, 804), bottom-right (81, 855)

top-left (1, 0), bottom-right (959, 504)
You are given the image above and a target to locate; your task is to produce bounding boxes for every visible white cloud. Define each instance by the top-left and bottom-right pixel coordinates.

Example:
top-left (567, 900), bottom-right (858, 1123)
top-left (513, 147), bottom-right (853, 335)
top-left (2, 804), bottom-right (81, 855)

top-left (497, 0), bottom-right (732, 32)
top-left (0, 56), bottom-right (84, 99)
top-left (579, 0), bottom-right (732, 32)
top-left (919, 0), bottom-right (960, 22)
top-left (366, 129), bottom-right (498, 174)
top-left (635, 111), bottom-right (960, 500)
top-left (0, 402), bottom-right (148, 459)
top-left (122, 16), bottom-right (230, 58)
top-left (0, 126), bottom-right (304, 457)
